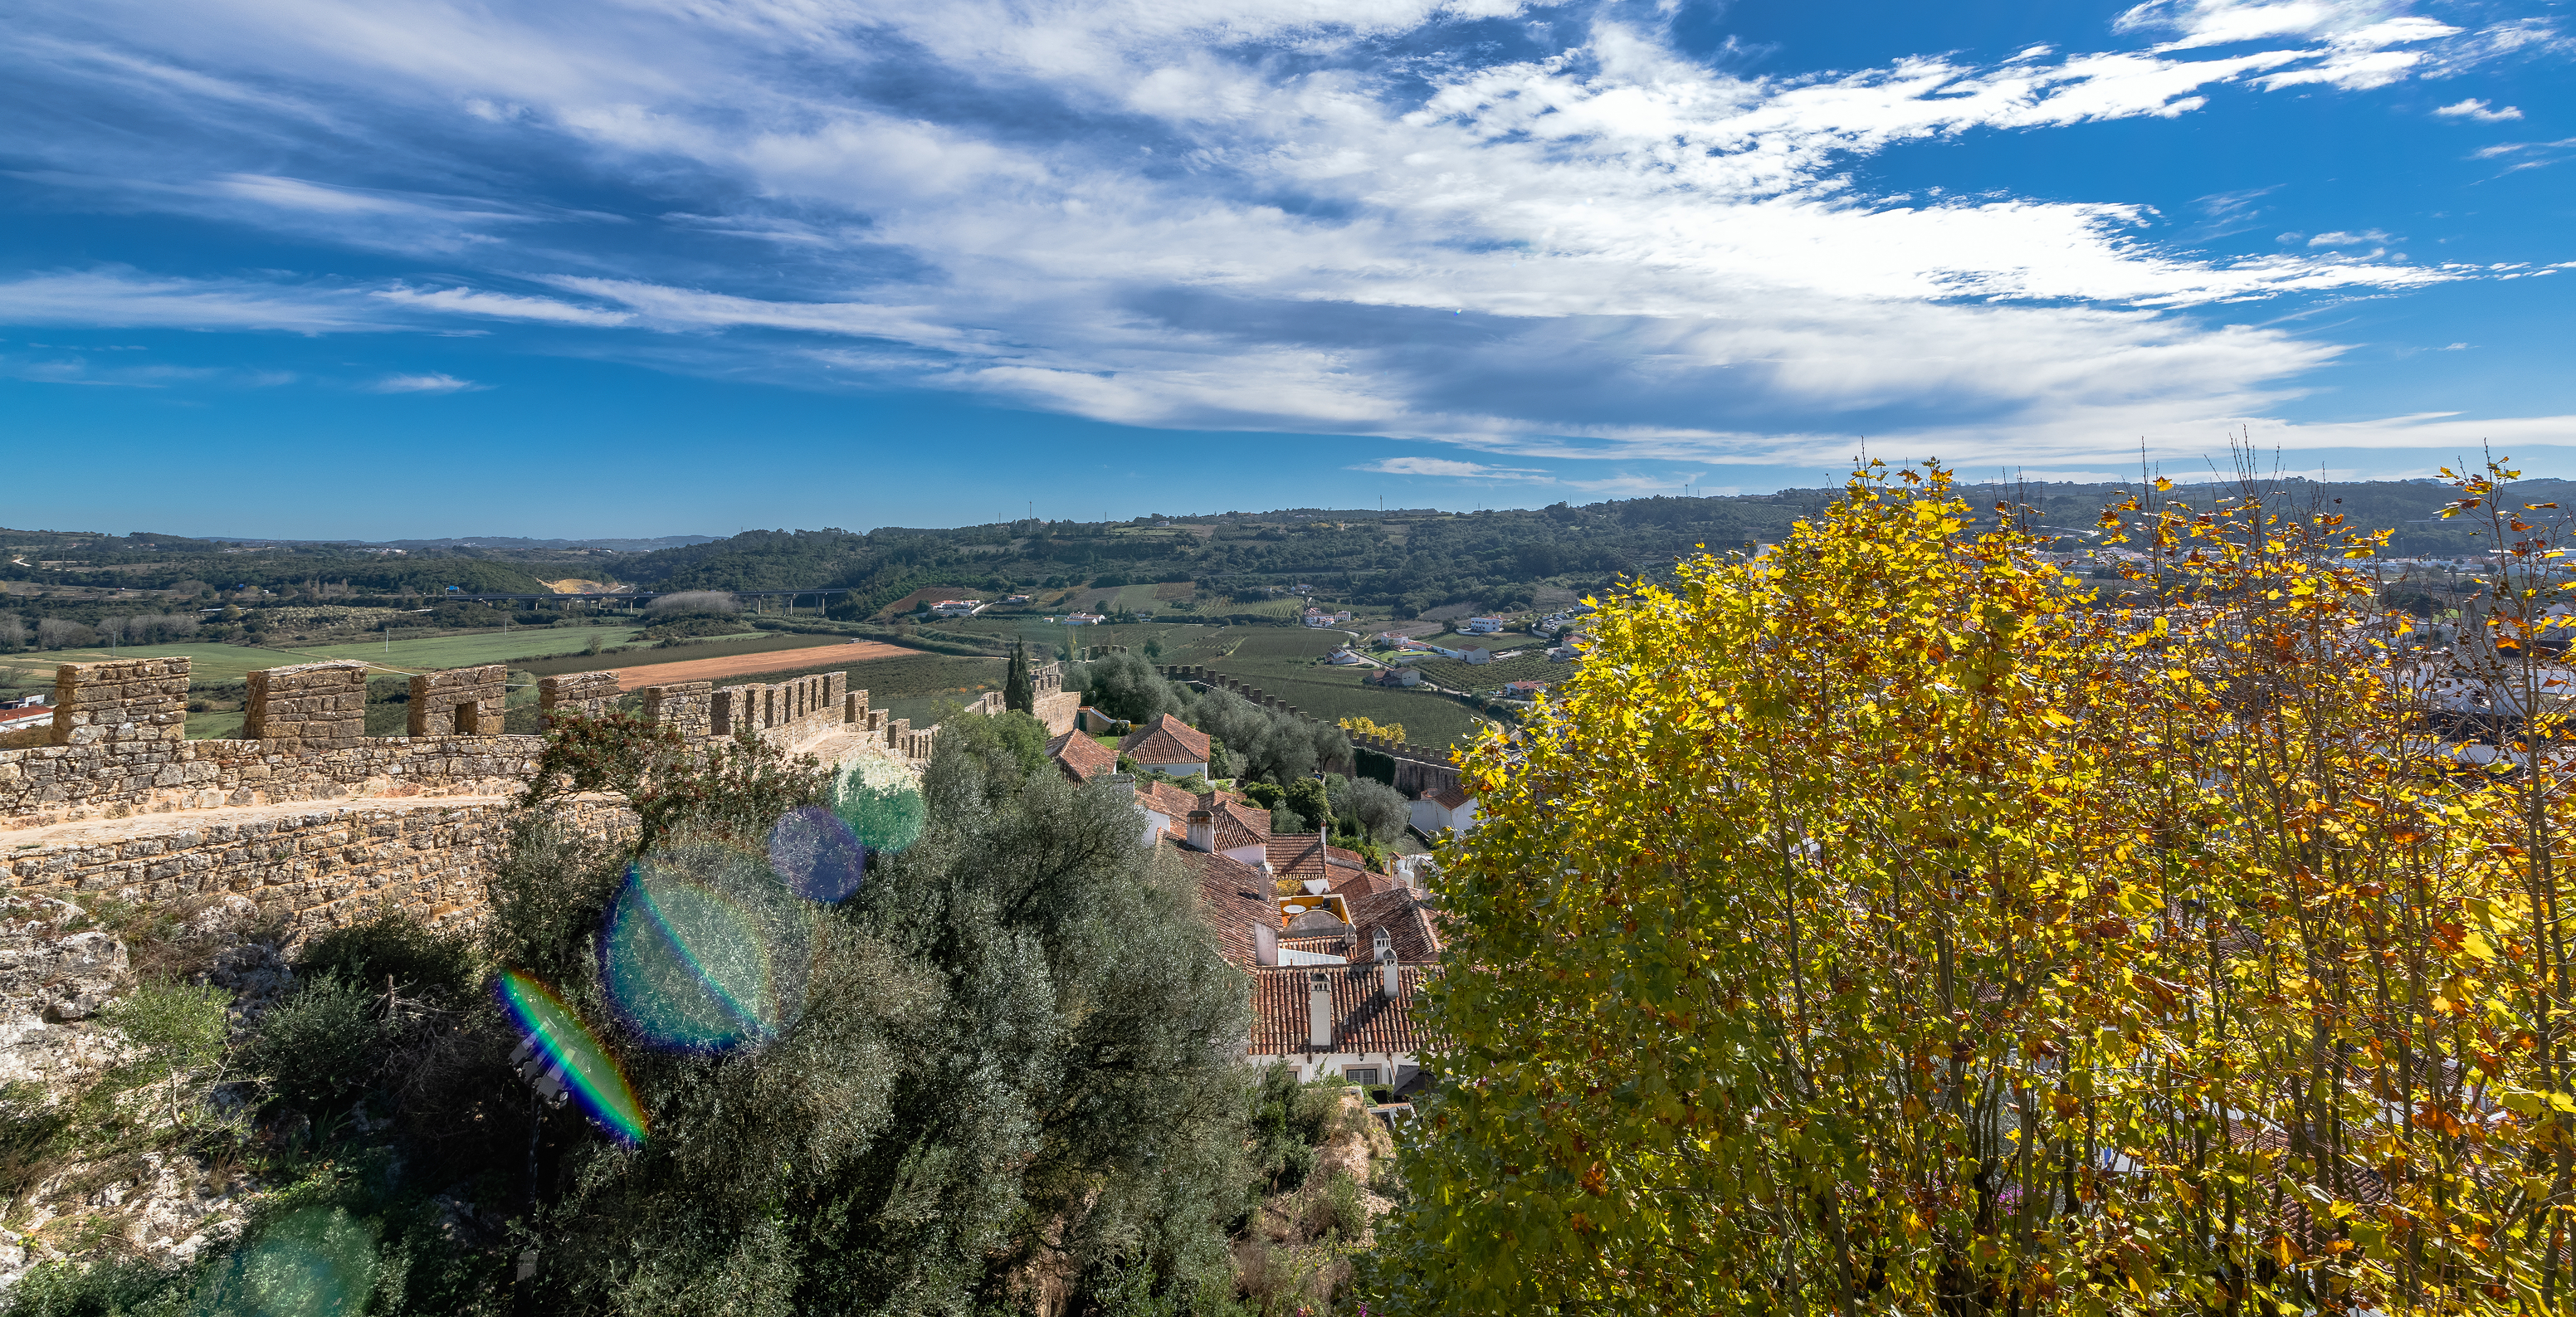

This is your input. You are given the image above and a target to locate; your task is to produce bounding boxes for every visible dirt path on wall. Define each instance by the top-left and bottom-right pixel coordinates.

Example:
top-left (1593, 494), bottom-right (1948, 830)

top-left (609, 641), bottom-right (918, 690)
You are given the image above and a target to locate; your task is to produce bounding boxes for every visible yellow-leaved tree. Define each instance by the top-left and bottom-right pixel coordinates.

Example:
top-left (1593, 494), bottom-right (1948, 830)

top-left (1370, 462), bottom-right (2576, 1315)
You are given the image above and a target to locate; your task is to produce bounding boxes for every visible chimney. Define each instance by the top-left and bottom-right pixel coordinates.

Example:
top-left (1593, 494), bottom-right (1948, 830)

top-left (1255, 922), bottom-right (1279, 967)
top-left (1376, 928), bottom-right (1400, 999)
top-left (1308, 971), bottom-right (1334, 1050)
top-left (1186, 809), bottom-right (1215, 852)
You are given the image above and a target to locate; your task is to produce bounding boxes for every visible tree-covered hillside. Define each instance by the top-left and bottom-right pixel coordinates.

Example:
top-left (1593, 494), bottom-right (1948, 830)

top-left (6, 472), bottom-right (2564, 633)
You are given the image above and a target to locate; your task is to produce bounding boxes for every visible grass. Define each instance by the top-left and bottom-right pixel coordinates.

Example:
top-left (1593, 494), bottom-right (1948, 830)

top-left (295, 624), bottom-right (646, 670)
top-left (10, 642), bottom-right (322, 685)
top-left (16, 626), bottom-right (646, 686)
top-left (186, 711), bottom-right (245, 740)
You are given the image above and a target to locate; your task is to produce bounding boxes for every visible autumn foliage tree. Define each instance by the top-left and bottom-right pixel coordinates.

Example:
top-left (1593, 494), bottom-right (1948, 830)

top-left (1371, 462), bottom-right (2576, 1314)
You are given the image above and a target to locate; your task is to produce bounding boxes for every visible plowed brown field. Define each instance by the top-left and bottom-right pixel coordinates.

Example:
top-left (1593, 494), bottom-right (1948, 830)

top-left (610, 641), bottom-right (919, 690)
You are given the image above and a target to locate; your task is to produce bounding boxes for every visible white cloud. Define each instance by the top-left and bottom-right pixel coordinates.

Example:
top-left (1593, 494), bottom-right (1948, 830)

top-left (0, 0), bottom-right (2566, 466)
top-left (372, 285), bottom-right (632, 326)
top-left (1354, 457), bottom-right (1550, 479)
top-left (2434, 97), bottom-right (2522, 121)
top-left (366, 371), bottom-right (483, 393)
top-left (2308, 228), bottom-right (2395, 246)
top-left (0, 270), bottom-right (390, 332)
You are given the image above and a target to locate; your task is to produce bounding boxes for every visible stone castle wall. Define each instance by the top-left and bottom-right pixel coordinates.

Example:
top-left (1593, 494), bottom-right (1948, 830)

top-left (0, 653), bottom-right (988, 934)
top-left (7, 797), bottom-right (637, 933)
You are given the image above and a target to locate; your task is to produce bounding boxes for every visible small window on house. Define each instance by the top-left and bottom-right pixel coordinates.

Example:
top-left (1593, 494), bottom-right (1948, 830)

top-left (452, 702), bottom-right (476, 734)
top-left (1344, 1067), bottom-right (1380, 1086)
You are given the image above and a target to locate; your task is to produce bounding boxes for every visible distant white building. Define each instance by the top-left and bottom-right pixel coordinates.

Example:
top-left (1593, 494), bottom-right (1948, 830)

top-left (1326, 647), bottom-right (1363, 665)
top-left (930, 599), bottom-right (985, 617)
top-left (1456, 646), bottom-right (1495, 666)
top-left (1462, 617), bottom-right (1505, 635)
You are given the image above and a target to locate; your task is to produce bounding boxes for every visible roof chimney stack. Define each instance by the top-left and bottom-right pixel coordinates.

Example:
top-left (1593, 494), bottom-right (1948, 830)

top-left (1187, 809), bottom-right (1215, 852)
top-left (1308, 970), bottom-right (1334, 1050)
top-left (1375, 928), bottom-right (1400, 999)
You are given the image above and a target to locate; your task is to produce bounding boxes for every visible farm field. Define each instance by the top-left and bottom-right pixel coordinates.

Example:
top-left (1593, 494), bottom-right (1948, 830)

top-left (938, 618), bottom-right (1231, 661)
top-left (677, 652), bottom-right (1007, 730)
top-left (1407, 651), bottom-right (1575, 690)
top-left (186, 711), bottom-right (245, 740)
top-left (1193, 627), bottom-right (1487, 747)
top-left (607, 641), bottom-right (915, 690)
top-left (515, 632), bottom-right (851, 678)
top-left (7, 642), bottom-right (347, 686)
top-left (298, 624), bottom-right (650, 670)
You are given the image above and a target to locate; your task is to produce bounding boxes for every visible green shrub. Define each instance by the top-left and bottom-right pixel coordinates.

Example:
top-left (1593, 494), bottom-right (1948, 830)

top-left (103, 981), bottom-right (232, 1130)
top-left (1320, 1170), bottom-right (1368, 1242)
top-left (292, 914), bottom-right (476, 1004)
top-left (246, 974), bottom-right (380, 1108)
top-left (0, 1252), bottom-right (193, 1317)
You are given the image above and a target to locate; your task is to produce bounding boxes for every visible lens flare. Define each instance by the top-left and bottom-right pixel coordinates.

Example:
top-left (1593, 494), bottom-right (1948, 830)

top-left (601, 842), bottom-right (812, 1054)
top-left (192, 1206), bottom-right (378, 1317)
top-left (831, 761), bottom-right (923, 856)
top-left (768, 805), bottom-right (866, 903)
top-left (496, 970), bottom-right (648, 1146)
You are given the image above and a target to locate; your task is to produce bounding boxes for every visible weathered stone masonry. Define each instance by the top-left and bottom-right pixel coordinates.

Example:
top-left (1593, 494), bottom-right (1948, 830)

top-left (2, 656), bottom-right (958, 934)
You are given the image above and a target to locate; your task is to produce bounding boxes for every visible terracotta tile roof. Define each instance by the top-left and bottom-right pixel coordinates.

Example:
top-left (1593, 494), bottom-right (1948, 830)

top-left (1266, 832), bottom-right (1332, 882)
top-left (1248, 964), bottom-right (1432, 1056)
top-left (1329, 867), bottom-right (1398, 898)
top-left (1203, 802), bottom-right (1268, 851)
top-left (1348, 887), bottom-right (1444, 962)
top-left (1173, 842), bottom-right (1276, 968)
top-left (1135, 778), bottom-right (1202, 829)
top-left (1121, 713), bottom-right (1211, 764)
top-left (1428, 784), bottom-right (1471, 810)
top-left (1280, 934), bottom-right (1351, 957)
top-left (1203, 794), bottom-right (1271, 845)
top-left (1046, 729), bottom-right (1117, 783)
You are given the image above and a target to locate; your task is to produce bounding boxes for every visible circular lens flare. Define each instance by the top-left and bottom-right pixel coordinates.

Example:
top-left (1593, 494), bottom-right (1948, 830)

top-left (831, 761), bottom-right (923, 856)
top-left (601, 844), bottom-right (811, 1055)
top-left (193, 1206), bottom-right (378, 1317)
top-left (768, 805), bottom-right (866, 903)
top-left (496, 970), bottom-right (647, 1147)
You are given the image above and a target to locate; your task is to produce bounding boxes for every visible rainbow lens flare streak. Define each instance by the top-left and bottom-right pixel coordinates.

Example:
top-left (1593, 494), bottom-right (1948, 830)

top-left (600, 846), bottom-right (810, 1055)
top-left (496, 970), bottom-right (648, 1147)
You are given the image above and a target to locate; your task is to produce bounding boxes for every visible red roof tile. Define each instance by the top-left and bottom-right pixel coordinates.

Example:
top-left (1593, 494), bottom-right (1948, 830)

top-left (1428, 784), bottom-right (1471, 810)
top-left (1135, 779), bottom-right (1202, 833)
top-left (1266, 832), bottom-right (1333, 882)
top-left (1347, 887), bottom-right (1444, 962)
top-left (1120, 713), bottom-right (1210, 765)
top-left (1173, 842), bottom-right (1276, 968)
top-left (1249, 964), bottom-right (1432, 1056)
top-left (1046, 729), bottom-right (1118, 783)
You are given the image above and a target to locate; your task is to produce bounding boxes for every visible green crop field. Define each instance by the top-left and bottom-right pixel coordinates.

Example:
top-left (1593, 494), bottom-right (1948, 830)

top-left (1407, 651), bottom-right (1575, 690)
top-left (299, 624), bottom-right (649, 670)
top-left (12, 642), bottom-right (340, 685)
top-left (187, 711), bottom-right (246, 740)
top-left (1187, 627), bottom-right (1489, 748)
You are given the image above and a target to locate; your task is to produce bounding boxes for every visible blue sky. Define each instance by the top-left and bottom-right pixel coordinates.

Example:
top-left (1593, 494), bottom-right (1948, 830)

top-left (3, 0), bottom-right (2570, 539)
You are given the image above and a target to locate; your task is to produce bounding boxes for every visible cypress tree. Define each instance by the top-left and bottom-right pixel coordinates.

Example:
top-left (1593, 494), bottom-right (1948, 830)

top-left (1003, 639), bottom-right (1035, 714)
